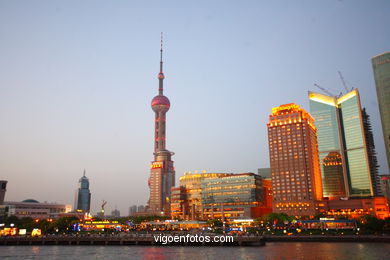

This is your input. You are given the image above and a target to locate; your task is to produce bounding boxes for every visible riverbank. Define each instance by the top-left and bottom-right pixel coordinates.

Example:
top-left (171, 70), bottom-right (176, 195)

top-left (1, 234), bottom-right (390, 246)
top-left (0, 234), bottom-right (265, 246)
top-left (264, 234), bottom-right (390, 243)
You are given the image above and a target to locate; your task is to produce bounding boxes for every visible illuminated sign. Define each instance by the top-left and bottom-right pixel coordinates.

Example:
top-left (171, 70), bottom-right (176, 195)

top-left (151, 162), bottom-right (163, 169)
top-left (31, 228), bottom-right (42, 237)
top-left (85, 221), bottom-right (119, 224)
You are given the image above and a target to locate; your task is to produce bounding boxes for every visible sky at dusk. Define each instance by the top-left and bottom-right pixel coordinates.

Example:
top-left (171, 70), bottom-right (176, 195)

top-left (0, 0), bottom-right (389, 215)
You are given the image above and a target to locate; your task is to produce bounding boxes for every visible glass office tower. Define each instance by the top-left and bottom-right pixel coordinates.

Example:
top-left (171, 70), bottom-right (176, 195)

top-left (75, 171), bottom-right (91, 212)
top-left (372, 52), bottom-right (390, 172)
top-left (309, 90), bottom-right (373, 197)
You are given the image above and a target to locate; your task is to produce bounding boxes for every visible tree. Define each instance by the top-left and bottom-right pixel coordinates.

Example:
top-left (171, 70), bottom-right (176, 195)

top-left (53, 217), bottom-right (80, 233)
top-left (359, 215), bottom-right (384, 234)
top-left (264, 213), bottom-right (294, 225)
top-left (207, 219), bottom-right (223, 227)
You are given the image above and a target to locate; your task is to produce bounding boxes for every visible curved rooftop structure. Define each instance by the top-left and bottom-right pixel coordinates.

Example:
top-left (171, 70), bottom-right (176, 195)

top-left (22, 199), bottom-right (39, 203)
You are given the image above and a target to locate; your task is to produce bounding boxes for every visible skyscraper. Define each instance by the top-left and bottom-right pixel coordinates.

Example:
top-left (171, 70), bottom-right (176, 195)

top-left (268, 103), bottom-right (323, 216)
top-left (362, 108), bottom-right (381, 196)
top-left (372, 51), bottom-right (390, 172)
top-left (74, 170), bottom-right (91, 212)
top-left (147, 36), bottom-right (175, 215)
top-left (0, 180), bottom-right (7, 205)
top-left (309, 89), bottom-right (373, 197)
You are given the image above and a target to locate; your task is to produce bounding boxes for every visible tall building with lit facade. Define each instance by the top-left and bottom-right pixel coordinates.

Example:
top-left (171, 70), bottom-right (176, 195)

top-left (372, 51), bottom-right (390, 172)
top-left (74, 170), bottom-right (91, 213)
top-left (267, 103), bottom-right (323, 216)
top-left (309, 90), bottom-right (374, 197)
top-left (362, 108), bottom-right (381, 196)
top-left (171, 186), bottom-right (187, 219)
top-left (147, 37), bottom-right (175, 215)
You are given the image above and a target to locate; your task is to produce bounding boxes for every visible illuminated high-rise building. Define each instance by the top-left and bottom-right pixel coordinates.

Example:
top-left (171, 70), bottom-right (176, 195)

top-left (372, 51), bottom-right (390, 172)
top-left (362, 108), bottom-right (381, 196)
top-left (147, 35), bottom-right (175, 215)
top-left (309, 89), bottom-right (374, 197)
top-left (74, 170), bottom-right (91, 212)
top-left (267, 103), bottom-right (323, 216)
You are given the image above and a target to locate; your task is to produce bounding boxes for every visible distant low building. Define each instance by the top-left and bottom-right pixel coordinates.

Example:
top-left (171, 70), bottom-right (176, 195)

top-left (129, 205), bottom-right (137, 216)
top-left (137, 205), bottom-right (145, 213)
top-left (380, 175), bottom-right (390, 201)
top-left (3, 199), bottom-right (72, 219)
top-left (319, 197), bottom-right (389, 220)
top-left (111, 209), bottom-right (120, 218)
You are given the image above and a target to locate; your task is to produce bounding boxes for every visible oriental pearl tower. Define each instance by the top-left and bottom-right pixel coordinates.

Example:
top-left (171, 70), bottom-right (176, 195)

top-left (147, 34), bottom-right (175, 215)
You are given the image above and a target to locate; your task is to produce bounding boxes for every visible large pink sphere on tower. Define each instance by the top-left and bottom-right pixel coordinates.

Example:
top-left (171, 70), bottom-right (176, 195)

top-left (151, 95), bottom-right (170, 112)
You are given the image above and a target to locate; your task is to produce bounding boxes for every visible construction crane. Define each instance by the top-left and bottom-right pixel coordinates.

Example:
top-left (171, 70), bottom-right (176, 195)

top-left (338, 71), bottom-right (351, 93)
top-left (314, 83), bottom-right (336, 97)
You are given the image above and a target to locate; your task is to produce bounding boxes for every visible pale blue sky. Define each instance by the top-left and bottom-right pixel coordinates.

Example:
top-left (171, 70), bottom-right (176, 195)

top-left (0, 0), bottom-right (389, 215)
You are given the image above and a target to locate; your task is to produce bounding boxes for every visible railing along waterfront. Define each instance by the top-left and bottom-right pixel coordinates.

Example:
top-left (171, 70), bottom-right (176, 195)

top-left (0, 234), bottom-right (266, 246)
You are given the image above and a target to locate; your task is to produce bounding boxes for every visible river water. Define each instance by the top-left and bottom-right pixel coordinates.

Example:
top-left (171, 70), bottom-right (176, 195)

top-left (0, 242), bottom-right (389, 259)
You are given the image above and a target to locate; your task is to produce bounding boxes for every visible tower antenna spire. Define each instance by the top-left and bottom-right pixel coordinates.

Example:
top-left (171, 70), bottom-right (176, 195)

top-left (160, 32), bottom-right (163, 70)
top-left (158, 32), bottom-right (165, 95)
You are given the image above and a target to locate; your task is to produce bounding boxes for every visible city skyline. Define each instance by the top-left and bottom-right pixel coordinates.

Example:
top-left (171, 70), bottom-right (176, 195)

top-left (0, 1), bottom-right (389, 215)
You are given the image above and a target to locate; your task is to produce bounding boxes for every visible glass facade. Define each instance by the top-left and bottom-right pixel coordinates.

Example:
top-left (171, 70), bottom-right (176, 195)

top-left (309, 93), bottom-right (345, 197)
top-left (201, 174), bottom-right (263, 219)
top-left (372, 52), bottom-right (390, 172)
top-left (173, 172), bottom-right (233, 220)
top-left (309, 90), bottom-right (373, 197)
top-left (322, 152), bottom-right (345, 197)
top-left (75, 173), bottom-right (91, 212)
top-left (339, 94), bottom-right (371, 196)
top-left (310, 99), bottom-right (341, 152)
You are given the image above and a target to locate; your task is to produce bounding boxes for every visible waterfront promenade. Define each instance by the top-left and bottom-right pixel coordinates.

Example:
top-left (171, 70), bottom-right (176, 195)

top-left (1, 234), bottom-right (390, 246)
top-left (0, 234), bottom-right (265, 246)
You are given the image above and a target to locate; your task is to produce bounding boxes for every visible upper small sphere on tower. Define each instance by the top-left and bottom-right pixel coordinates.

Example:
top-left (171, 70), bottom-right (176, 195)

top-left (151, 95), bottom-right (170, 112)
top-left (158, 72), bottom-right (165, 80)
